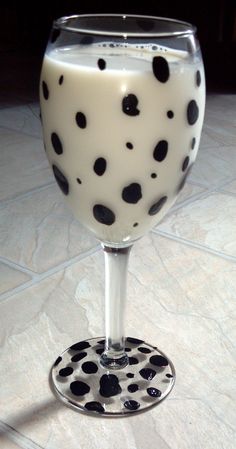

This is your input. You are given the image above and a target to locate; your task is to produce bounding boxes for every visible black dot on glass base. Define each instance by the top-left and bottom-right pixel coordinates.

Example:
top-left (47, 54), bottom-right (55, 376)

top-left (149, 355), bottom-right (168, 367)
top-left (128, 383), bottom-right (139, 393)
top-left (51, 132), bottom-right (63, 155)
top-left (138, 347), bottom-right (152, 354)
top-left (98, 58), bottom-right (106, 70)
top-left (148, 196), bottom-right (167, 216)
top-left (167, 110), bottom-right (174, 119)
top-left (93, 204), bottom-right (115, 226)
top-left (147, 387), bottom-right (162, 398)
top-left (54, 356), bottom-right (62, 366)
top-left (82, 361), bottom-right (98, 374)
top-left (126, 373), bottom-right (134, 378)
top-left (166, 373), bottom-right (174, 378)
top-left (139, 368), bottom-right (156, 380)
top-left (70, 381), bottom-right (90, 396)
top-left (126, 142), bottom-right (133, 149)
top-left (52, 165), bottom-right (69, 196)
top-left (128, 357), bottom-right (139, 365)
top-left (85, 401), bottom-right (105, 413)
top-left (124, 400), bottom-right (140, 410)
top-left (59, 75), bottom-right (64, 85)
top-left (59, 366), bottom-right (74, 377)
top-left (71, 351), bottom-right (87, 362)
top-left (99, 374), bottom-right (121, 398)
top-left (75, 112), bottom-right (87, 129)
top-left (126, 337), bottom-right (144, 345)
top-left (70, 341), bottom-right (91, 351)
top-left (96, 348), bottom-right (104, 355)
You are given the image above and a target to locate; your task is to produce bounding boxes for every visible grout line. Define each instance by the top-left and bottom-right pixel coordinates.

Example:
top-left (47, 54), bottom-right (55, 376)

top-left (0, 257), bottom-right (37, 277)
top-left (0, 245), bottom-right (101, 303)
top-left (0, 420), bottom-right (44, 449)
top-left (152, 228), bottom-right (236, 263)
top-left (0, 181), bottom-right (55, 208)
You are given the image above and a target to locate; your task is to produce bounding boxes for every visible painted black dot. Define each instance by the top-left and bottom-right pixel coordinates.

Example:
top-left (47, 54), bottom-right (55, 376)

top-left (85, 401), bottom-right (105, 413)
top-left (152, 56), bottom-right (170, 83)
top-left (153, 140), bottom-right (168, 162)
top-left (122, 183), bottom-right (142, 204)
top-left (129, 357), bottom-right (139, 365)
top-left (139, 368), bottom-right (156, 380)
top-left (126, 337), bottom-right (144, 345)
top-left (196, 70), bottom-right (201, 87)
top-left (70, 380), bottom-right (90, 396)
top-left (148, 196), bottom-right (167, 216)
top-left (177, 171), bottom-right (189, 193)
top-left (133, 222), bottom-right (139, 227)
top-left (167, 110), bottom-right (174, 119)
top-left (128, 384), bottom-right (139, 393)
top-left (51, 28), bottom-right (60, 43)
top-left (93, 204), bottom-right (115, 226)
top-left (151, 173), bottom-right (157, 178)
top-left (126, 142), bottom-right (133, 150)
top-left (54, 356), bottom-right (62, 366)
top-left (187, 100), bottom-right (199, 125)
top-left (76, 178), bottom-right (82, 184)
top-left (182, 156), bottom-right (190, 172)
top-left (122, 94), bottom-right (140, 116)
top-left (52, 165), bottom-right (69, 196)
top-left (149, 355), bottom-right (168, 367)
top-left (80, 35), bottom-right (94, 45)
top-left (51, 132), bottom-right (63, 155)
top-left (75, 112), bottom-right (87, 129)
top-left (96, 348), bottom-right (104, 355)
top-left (99, 374), bottom-right (122, 397)
top-left (59, 75), bottom-right (64, 85)
top-left (126, 373), bottom-right (134, 378)
top-left (138, 347), bottom-right (152, 354)
top-left (147, 387), bottom-right (162, 398)
top-left (125, 347), bottom-right (131, 352)
top-left (59, 366), bottom-right (74, 377)
top-left (71, 351), bottom-right (87, 362)
top-left (98, 58), bottom-right (106, 70)
top-left (93, 157), bottom-right (107, 176)
top-left (97, 339), bottom-right (105, 345)
top-left (191, 137), bottom-right (196, 149)
top-left (109, 43), bottom-right (115, 48)
top-left (42, 81), bottom-right (49, 100)
top-left (82, 361), bottom-right (98, 374)
top-left (166, 373), bottom-right (174, 378)
top-left (70, 341), bottom-right (91, 351)
top-left (124, 400), bottom-right (140, 411)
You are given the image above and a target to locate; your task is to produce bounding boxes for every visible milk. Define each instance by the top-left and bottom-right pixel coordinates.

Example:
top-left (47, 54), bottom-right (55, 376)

top-left (40, 44), bottom-right (205, 244)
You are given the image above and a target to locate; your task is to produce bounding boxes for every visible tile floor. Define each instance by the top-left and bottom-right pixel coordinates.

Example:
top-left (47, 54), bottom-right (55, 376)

top-left (0, 94), bottom-right (236, 448)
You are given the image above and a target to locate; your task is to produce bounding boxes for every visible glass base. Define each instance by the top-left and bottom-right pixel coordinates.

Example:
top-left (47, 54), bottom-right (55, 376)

top-left (51, 337), bottom-right (175, 416)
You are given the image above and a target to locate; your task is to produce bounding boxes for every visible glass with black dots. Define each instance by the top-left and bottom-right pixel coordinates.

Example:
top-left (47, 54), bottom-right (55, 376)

top-left (40, 14), bottom-right (205, 416)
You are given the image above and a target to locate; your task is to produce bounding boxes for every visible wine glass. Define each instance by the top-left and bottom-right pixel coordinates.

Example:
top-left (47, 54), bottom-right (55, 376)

top-left (40, 14), bottom-right (205, 416)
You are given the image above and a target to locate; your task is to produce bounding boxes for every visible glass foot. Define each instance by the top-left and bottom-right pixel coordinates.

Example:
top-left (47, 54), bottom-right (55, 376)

top-left (51, 337), bottom-right (175, 416)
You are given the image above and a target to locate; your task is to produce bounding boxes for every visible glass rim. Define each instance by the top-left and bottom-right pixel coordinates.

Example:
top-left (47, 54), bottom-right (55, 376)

top-left (53, 13), bottom-right (197, 38)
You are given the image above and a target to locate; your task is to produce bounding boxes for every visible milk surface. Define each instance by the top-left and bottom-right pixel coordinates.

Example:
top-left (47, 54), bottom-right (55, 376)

top-left (40, 43), bottom-right (205, 244)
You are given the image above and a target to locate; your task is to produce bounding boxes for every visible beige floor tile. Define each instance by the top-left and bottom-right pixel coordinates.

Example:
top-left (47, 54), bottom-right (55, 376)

top-left (0, 128), bottom-right (53, 201)
top-left (0, 263), bottom-right (30, 295)
top-left (174, 182), bottom-right (206, 206)
top-left (0, 185), bottom-right (97, 273)
top-left (158, 191), bottom-right (236, 258)
top-left (0, 234), bottom-right (235, 448)
top-left (0, 435), bottom-right (24, 449)
top-left (0, 105), bottom-right (42, 138)
top-left (220, 179), bottom-right (236, 195)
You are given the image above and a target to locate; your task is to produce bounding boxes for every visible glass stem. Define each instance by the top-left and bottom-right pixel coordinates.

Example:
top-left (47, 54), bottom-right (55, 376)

top-left (100, 244), bottom-right (132, 370)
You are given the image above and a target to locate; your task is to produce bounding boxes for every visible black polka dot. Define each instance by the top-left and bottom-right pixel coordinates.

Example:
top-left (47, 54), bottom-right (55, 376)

top-left (125, 347), bottom-right (132, 352)
top-left (52, 165), bottom-right (69, 196)
top-left (152, 56), bottom-right (170, 83)
top-left (59, 366), bottom-right (74, 377)
top-left (124, 400), bottom-right (140, 410)
top-left (128, 383), bottom-right (139, 393)
top-left (167, 110), bottom-right (174, 119)
top-left (149, 355), bottom-right (168, 367)
top-left (93, 157), bottom-right (107, 176)
top-left (133, 222), bottom-right (139, 227)
top-left (51, 132), bottom-right (63, 155)
top-left (196, 70), bottom-right (201, 87)
top-left (71, 351), bottom-right (87, 362)
top-left (99, 374), bottom-right (121, 397)
top-left (54, 356), bottom-right (62, 366)
top-left (42, 81), bottom-right (49, 100)
top-left (187, 100), bottom-right (199, 125)
top-left (122, 94), bottom-right (140, 116)
top-left (96, 348), bottom-right (104, 355)
top-left (128, 357), bottom-right (139, 365)
top-left (182, 156), bottom-right (190, 172)
top-left (51, 28), bottom-right (60, 43)
top-left (70, 381), bottom-right (90, 396)
top-left (126, 337), bottom-right (144, 345)
top-left (126, 142), bottom-right (133, 150)
top-left (151, 173), bottom-right (157, 178)
top-left (153, 140), bottom-right (168, 162)
top-left (75, 112), bottom-right (87, 128)
top-left (147, 387), bottom-right (162, 398)
top-left (122, 183), bottom-right (142, 204)
top-left (93, 204), bottom-right (115, 225)
top-left (166, 373), bottom-right (174, 378)
top-left (138, 347), bottom-right (152, 354)
top-left (177, 171), bottom-right (189, 193)
top-left (70, 341), bottom-right (91, 351)
top-left (98, 58), bottom-right (106, 70)
top-left (76, 178), bottom-right (82, 184)
top-left (85, 401), bottom-right (105, 413)
top-left (59, 75), bottom-right (64, 85)
top-left (139, 368), bottom-right (156, 380)
top-left (82, 361), bottom-right (98, 374)
top-left (97, 339), bottom-right (105, 345)
top-left (148, 196), bottom-right (167, 216)
top-left (191, 137), bottom-right (196, 149)
top-left (126, 373), bottom-right (134, 378)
